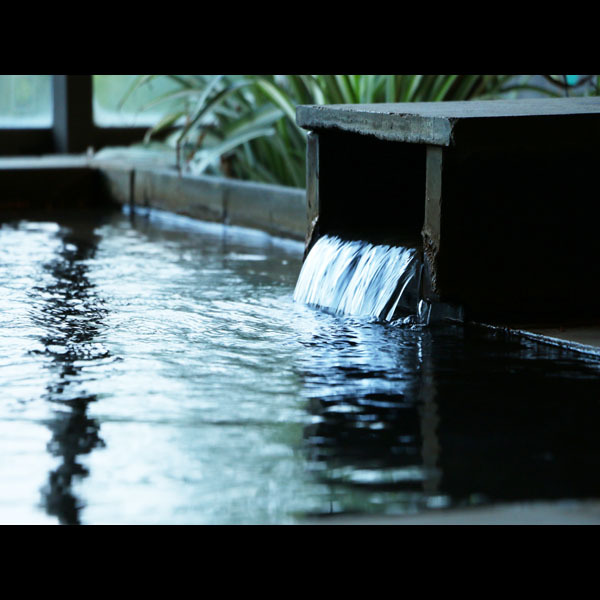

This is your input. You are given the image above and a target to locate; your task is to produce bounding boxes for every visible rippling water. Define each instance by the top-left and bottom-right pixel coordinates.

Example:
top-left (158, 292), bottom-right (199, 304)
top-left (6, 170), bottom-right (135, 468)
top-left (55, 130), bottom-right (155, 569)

top-left (2, 206), bottom-right (600, 524)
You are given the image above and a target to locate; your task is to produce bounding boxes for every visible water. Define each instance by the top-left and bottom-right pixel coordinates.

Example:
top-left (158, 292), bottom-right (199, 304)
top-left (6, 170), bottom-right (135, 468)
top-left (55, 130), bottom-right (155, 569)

top-left (2, 207), bottom-right (600, 524)
top-left (294, 235), bottom-right (420, 321)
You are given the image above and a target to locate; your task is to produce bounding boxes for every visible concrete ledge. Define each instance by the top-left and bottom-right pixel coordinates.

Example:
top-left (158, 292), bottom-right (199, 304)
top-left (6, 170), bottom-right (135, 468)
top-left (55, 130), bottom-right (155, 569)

top-left (0, 155), bottom-right (90, 169)
top-left (296, 97), bottom-right (600, 146)
top-left (297, 97), bottom-right (600, 146)
top-left (474, 322), bottom-right (600, 357)
top-left (91, 161), bottom-right (306, 241)
top-left (508, 326), bottom-right (600, 357)
top-left (297, 103), bottom-right (454, 146)
top-left (99, 164), bottom-right (133, 206)
top-left (0, 153), bottom-right (307, 242)
top-left (302, 499), bottom-right (600, 525)
top-left (222, 176), bottom-right (307, 240)
top-left (525, 326), bottom-right (600, 353)
top-left (133, 168), bottom-right (225, 224)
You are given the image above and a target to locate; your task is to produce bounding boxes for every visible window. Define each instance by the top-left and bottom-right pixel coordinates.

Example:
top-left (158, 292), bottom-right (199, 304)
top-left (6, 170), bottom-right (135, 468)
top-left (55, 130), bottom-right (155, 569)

top-left (0, 75), bottom-right (53, 128)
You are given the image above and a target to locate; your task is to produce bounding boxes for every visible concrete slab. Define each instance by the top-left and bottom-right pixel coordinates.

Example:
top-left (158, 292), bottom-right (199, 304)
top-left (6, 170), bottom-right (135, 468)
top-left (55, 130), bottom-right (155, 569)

top-left (512, 326), bottom-right (600, 356)
top-left (133, 168), bottom-right (226, 224)
top-left (297, 97), bottom-right (600, 145)
top-left (0, 155), bottom-right (90, 169)
top-left (0, 151), bottom-right (307, 241)
top-left (301, 500), bottom-right (600, 525)
top-left (224, 177), bottom-right (307, 240)
top-left (474, 321), bottom-right (600, 357)
top-left (92, 153), bottom-right (307, 240)
top-left (91, 146), bottom-right (177, 170)
top-left (527, 326), bottom-right (600, 349)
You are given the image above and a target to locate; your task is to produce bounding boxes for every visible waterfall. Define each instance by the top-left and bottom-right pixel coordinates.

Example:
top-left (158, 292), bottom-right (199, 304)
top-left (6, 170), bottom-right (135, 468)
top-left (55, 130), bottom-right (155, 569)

top-left (293, 235), bottom-right (422, 322)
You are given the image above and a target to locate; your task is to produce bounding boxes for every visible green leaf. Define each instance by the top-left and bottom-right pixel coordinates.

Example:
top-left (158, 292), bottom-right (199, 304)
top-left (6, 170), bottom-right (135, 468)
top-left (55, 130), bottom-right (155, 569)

top-left (144, 110), bottom-right (186, 143)
top-left (317, 75), bottom-right (345, 104)
top-left (299, 75), bottom-right (326, 104)
top-left (189, 126), bottom-right (276, 174)
top-left (222, 104), bottom-right (284, 137)
top-left (431, 74), bottom-right (459, 101)
top-left (253, 78), bottom-right (306, 136)
top-left (385, 76), bottom-right (397, 102)
top-left (118, 75), bottom-right (158, 110)
top-left (138, 87), bottom-right (209, 112)
top-left (403, 75), bottom-right (423, 102)
top-left (176, 80), bottom-right (254, 146)
top-left (335, 75), bottom-right (357, 103)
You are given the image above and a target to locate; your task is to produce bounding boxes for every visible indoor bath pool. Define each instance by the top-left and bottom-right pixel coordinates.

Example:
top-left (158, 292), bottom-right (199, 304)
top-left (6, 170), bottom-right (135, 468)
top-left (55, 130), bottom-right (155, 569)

top-left (2, 207), bottom-right (600, 524)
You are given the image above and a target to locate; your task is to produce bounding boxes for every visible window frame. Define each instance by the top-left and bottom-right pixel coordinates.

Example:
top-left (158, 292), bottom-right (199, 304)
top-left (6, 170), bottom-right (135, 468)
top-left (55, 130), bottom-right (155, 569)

top-left (0, 75), bottom-right (152, 156)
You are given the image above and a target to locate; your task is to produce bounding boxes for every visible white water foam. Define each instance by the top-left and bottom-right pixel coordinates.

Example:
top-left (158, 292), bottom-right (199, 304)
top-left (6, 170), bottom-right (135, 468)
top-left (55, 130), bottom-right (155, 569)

top-left (293, 235), bottom-right (421, 321)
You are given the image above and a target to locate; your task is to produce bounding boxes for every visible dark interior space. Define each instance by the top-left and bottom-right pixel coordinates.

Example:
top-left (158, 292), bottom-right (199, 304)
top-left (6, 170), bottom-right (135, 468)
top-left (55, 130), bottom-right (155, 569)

top-left (317, 130), bottom-right (426, 248)
top-left (439, 115), bottom-right (600, 325)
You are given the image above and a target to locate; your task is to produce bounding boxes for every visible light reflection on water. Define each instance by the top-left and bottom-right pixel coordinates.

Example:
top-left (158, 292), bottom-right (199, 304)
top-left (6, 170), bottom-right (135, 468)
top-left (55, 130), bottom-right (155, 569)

top-left (2, 207), bottom-right (600, 524)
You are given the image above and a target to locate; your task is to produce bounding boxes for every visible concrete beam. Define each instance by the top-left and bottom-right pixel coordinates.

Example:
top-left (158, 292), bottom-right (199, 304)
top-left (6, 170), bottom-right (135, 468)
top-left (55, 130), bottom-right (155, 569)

top-left (297, 97), bottom-right (600, 146)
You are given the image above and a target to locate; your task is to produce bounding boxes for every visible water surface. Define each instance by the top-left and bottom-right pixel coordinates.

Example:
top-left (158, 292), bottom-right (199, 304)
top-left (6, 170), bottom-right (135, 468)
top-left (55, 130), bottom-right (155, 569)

top-left (2, 207), bottom-right (600, 524)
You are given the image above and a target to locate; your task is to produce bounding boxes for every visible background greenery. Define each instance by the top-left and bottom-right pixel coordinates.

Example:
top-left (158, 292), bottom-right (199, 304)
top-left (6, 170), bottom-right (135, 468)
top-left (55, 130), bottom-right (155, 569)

top-left (93, 75), bottom-right (184, 126)
top-left (117, 74), bottom-right (600, 188)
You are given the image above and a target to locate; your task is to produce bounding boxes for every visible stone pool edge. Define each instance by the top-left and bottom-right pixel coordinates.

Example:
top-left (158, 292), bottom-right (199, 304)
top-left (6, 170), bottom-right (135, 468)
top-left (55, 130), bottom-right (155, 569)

top-left (473, 322), bottom-right (600, 359)
top-left (300, 499), bottom-right (600, 525)
top-left (90, 155), bottom-right (306, 242)
top-left (0, 153), bottom-right (306, 242)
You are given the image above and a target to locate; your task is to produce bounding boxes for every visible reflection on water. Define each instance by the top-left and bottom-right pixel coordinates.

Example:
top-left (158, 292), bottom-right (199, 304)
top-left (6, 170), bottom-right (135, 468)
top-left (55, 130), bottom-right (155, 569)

top-left (300, 320), bottom-right (600, 516)
top-left (28, 216), bottom-right (108, 524)
top-left (1, 206), bottom-right (600, 524)
top-left (296, 317), bottom-right (444, 515)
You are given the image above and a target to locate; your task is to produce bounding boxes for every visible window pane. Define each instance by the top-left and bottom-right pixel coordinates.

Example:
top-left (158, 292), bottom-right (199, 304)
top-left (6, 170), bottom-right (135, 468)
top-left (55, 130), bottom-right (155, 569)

top-left (93, 75), bottom-right (185, 127)
top-left (0, 75), bottom-right (52, 128)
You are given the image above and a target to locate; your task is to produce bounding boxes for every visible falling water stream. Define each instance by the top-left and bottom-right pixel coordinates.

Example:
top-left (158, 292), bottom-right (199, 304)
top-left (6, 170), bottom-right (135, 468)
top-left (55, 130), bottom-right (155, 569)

top-left (294, 235), bottom-right (421, 322)
top-left (2, 207), bottom-right (600, 524)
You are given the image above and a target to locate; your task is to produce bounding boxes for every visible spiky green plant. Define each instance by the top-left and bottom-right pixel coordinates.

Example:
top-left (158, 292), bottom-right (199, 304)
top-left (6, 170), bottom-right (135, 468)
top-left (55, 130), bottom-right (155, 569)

top-left (124, 74), bottom-right (583, 188)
